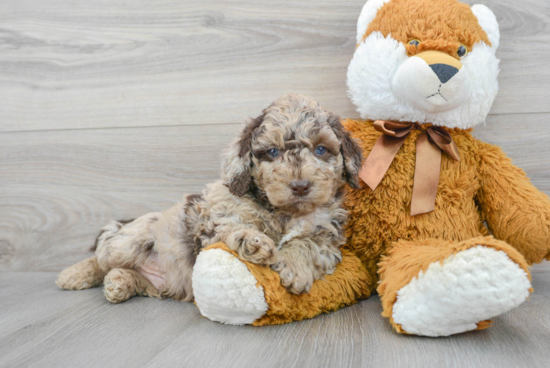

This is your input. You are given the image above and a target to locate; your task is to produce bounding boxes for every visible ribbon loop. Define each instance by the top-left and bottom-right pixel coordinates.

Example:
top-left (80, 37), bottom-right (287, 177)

top-left (359, 120), bottom-right (460, 216)
top-left (374, 120), bottom-right (415, 138)
top-left (426, 127), bottom-right (461, 161)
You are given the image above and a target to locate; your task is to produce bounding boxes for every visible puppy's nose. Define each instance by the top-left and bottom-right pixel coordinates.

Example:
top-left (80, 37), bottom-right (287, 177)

top-left (290, 181), bottom-right (311, 196)
top-left (430, 64), bottom-right (459, 84)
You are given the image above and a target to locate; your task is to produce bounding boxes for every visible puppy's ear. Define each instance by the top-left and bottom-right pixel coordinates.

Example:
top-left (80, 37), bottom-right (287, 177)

top-left (221, 113), bottom-right (265, 196)
top-left (328, 114), bottom-right (364, 189)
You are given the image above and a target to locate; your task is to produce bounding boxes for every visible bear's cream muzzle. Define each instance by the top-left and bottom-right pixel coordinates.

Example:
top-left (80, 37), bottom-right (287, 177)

top-left (392, 50), bottom-right (472, 113)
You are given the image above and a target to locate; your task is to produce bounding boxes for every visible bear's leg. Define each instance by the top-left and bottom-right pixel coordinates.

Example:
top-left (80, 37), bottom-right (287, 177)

top-left (193, 243), bottom-right (375, 325)
top-left (56, 256), bottom-right (106, 290)
top-left (378, 236), bottom-right (532, 337)
top-left (103, 268), bottom-right (162, 304)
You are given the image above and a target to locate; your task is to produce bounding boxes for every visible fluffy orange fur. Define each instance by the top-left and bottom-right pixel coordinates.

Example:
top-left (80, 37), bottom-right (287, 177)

top-left (203, 242), bottom-right (373, 326)
top-left (216, 120), bottom-right (550, 328)
top-left (192, 0), bottom-right (550, 330)
top-left (361, 0), bottom-right (491, 57)
top-left (377, 236), bottom-right (532, 333)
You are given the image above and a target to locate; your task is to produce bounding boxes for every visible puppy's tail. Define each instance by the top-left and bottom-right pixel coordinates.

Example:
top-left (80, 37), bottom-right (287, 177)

top-left (89, 219), bottom-right (135, 252)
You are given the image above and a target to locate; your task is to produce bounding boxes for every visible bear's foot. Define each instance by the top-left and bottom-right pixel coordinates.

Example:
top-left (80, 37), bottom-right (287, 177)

top-left (193, 248), bottom-right (268, 325)
top-left (391, 245), bottom-right (531, 337)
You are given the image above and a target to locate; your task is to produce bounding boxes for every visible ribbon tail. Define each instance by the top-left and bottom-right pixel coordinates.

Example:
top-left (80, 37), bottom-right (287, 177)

top-left (359, 134), bottom-right (406, 190)
top-left (411, 132), bottom-right (442, 216)
top-left (427, 127), bottom-right (461, 161)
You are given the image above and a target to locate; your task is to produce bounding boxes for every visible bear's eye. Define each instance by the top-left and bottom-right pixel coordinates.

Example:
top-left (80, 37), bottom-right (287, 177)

top-left (267, 148), bottom-right (279, 158)
top-left (408, 39), bottom-right (420, 47)
top-left (457, 44), bottom-right (468, 58)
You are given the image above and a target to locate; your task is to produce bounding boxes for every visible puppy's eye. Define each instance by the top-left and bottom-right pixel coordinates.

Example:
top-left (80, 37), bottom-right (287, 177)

top-left (267, 148), bottom-right (279, 158)
top-left (408, 39), bottom-right (420, 47)
top-left (315, 146), bottom-right (327, 156)
top-left (457, 44), bottom-right (468, 58)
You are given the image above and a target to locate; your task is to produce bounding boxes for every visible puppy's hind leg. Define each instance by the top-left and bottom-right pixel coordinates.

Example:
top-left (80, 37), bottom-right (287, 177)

top-left (56, 256), bottom-right (107, 290)
top-left (57, 215), bottom-right (155, 290)
top-left (56, 220), bottom-right (127, 290)
top-left (104, 268), bottom-right (163, 303)
top-left (95, 216), bottom-right (158, 272)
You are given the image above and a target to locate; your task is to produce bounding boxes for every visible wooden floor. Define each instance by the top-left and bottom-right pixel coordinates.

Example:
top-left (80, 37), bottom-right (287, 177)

top-left (1, 0), bottom-right (550, 367)
top-left (0, 269), bottom-right (549, 368)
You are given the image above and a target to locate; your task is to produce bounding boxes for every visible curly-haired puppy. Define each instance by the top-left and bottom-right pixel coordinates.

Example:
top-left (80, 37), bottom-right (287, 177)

top-left (56, 93), bottom-right (363, 303)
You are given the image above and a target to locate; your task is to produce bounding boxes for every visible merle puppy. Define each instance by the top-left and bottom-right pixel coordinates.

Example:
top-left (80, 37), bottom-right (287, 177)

top-left (56, 93), bottom-right (363, 303)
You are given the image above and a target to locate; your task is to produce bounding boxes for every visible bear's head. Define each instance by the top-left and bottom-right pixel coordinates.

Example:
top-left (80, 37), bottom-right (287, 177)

top-left (347, 0), bottom-right (500, 129)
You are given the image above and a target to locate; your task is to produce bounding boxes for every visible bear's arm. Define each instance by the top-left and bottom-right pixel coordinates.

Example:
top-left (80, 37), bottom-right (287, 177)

top-left (476, 139), bottom-right (550, 264)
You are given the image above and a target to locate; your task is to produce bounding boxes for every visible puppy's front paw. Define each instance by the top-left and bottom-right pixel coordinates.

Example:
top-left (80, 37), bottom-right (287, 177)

top-left (233, 230), bottom-right (277, 266)
top-left (271, 260), bottom-right (313, 295)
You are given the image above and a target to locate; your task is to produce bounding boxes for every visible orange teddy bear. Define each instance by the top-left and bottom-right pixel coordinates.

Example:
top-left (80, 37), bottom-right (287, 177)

top-left (192, 0), bottom-right (550, 336)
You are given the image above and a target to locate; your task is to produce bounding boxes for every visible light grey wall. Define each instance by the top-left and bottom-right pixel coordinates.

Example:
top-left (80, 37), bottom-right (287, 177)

top-left (0, 0), bottom-right (549, 271)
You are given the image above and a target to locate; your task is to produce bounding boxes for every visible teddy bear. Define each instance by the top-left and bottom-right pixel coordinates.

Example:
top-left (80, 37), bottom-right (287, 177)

top-left (191, 0), bottom-right (550, 336)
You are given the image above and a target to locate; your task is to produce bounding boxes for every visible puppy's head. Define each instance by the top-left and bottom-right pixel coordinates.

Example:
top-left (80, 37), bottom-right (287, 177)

top-left (222, 93), bottom-right (363, 213)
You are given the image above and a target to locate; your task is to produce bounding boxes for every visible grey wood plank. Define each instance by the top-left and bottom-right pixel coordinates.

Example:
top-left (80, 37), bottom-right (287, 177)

top-left (0, 271), bottom-right (548, 368)
top-left (0, 0), bottom-right (549, 366)
top-left (0, 123), bottom-right (241, 271)
top-left (0, 0), bottom-right (362, 132)
top-left (0, 0), bottom-right (548, 133)
top-left (0, 272), bottom-right (203, 368)
top-left (146, 265), bottom-right (550, 368)
top-left (2, 114), bottom-right (550, 272)
top-left (532, 260), bottom-right (550, 273)
top-left (474, 113), bottom-right (550, 191)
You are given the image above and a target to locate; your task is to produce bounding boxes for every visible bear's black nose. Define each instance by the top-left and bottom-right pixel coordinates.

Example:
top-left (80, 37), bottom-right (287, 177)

top-left (430, 64), bottom-right (459, 84)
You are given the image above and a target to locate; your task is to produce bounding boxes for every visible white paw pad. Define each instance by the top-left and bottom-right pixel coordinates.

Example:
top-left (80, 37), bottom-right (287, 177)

top-left (392, 246), bottom-right (531, 337)
top-left (192, 249), bottom-right (268, 325)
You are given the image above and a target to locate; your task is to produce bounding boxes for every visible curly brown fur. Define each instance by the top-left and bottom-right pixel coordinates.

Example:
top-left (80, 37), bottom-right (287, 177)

top-left (56, 93), bottom-right (363, 301)
top-left (56, 256), bottom-right (107, 290)
top-left (89, 219), bottom-right (135, 252)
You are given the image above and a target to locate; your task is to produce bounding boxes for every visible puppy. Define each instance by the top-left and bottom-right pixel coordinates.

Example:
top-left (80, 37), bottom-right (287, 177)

top-left (56, 93), bottom-right (363, 303)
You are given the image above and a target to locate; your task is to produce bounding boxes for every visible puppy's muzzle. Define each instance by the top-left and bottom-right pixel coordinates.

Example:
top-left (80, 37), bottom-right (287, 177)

top-left (290, 181), bottom-right (311, 197)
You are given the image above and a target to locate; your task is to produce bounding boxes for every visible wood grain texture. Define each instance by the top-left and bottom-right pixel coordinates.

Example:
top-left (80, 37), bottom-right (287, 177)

top-left (0, 124), bottom-right (241, 271)
top-left (474, 113), bottom-right (550, 192)
top-left (2, 114), bottom-right (550, 272)
top-left (0, 0), bottom-right (549, 365)
top-left (0, 0), bottom-right (549, 133)
top-left (0, 271), bottom-right (548, 368)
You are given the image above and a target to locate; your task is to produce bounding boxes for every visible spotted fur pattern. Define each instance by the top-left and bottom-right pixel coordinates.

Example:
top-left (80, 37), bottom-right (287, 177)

top-left (56, 94), bottom-right (363, 300)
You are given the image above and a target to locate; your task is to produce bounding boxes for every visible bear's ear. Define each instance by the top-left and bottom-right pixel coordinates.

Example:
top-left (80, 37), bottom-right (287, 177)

top-left (471, 4), bottom-right (500, 51)
top-left (356, 0), bottom-right (392, 44)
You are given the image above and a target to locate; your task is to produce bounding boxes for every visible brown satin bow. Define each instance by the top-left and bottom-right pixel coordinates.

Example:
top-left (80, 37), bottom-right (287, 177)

top-left (359, 120), bottom-right (460, 216)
